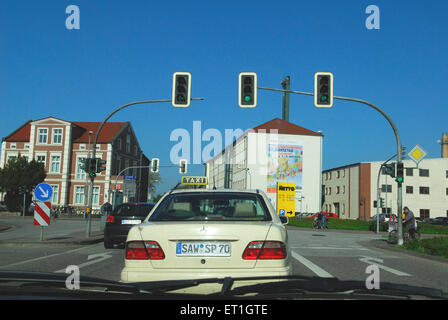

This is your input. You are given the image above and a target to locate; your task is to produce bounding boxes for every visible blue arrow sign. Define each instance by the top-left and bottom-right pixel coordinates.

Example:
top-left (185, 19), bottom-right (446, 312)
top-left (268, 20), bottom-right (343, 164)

top-left (124, 175), bottom-right (136, 180)
top-left (34, 183), bottom-right (53, 202)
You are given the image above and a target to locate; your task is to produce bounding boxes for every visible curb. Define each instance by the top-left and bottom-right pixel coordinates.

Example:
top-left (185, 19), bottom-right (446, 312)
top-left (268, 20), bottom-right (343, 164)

top-left (0, 237), bottom-right (104, 247)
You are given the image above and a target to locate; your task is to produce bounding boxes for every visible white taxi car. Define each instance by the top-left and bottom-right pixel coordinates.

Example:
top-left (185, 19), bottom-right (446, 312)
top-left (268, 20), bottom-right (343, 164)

top-left (120, 188), bottom-right (291, 283)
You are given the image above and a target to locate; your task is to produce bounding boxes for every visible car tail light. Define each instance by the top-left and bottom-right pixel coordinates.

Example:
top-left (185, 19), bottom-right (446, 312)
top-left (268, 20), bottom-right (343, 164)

top-left (242, 241), bottom-right (287, 260)
top-left (106, 215), bottom-right (114, 223)
top-left (125, 241), bottom-right (165, 260)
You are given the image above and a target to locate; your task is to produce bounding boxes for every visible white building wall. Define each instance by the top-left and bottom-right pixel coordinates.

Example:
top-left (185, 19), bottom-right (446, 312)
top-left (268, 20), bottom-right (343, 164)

top-left (370, 158), bottom-right (448, 218)
top-left (207, 131), bottom-right (323, 214)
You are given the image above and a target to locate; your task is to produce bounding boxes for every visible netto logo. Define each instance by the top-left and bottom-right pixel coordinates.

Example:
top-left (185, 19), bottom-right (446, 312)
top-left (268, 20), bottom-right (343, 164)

top-left (279, 186), bottom-right (295, 192)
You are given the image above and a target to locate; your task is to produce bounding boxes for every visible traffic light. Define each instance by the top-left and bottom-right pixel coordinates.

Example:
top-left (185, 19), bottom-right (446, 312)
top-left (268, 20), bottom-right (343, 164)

top-left (179, 159), bottom-right (187, 174)
top-left (383, 163), bottom-right (396, 178)
top-left (88, 158), bottom-right (97, 178)
top-left (151, 158), bottom-right (159, 173)
top-left (314, 72), bottom-right (334, 108)
top-left (396, 162), bottom-right (404, 183)
top-left (172, 72), bottom-right (191, 107)
top-left (380, 198), bottom-right (385, 208)
top-left (80, 158), bottom-right (89, 173)
top-left (238, 72), bottom-right (257, 108)
top-left (96, 158), bottom-right (106, 173)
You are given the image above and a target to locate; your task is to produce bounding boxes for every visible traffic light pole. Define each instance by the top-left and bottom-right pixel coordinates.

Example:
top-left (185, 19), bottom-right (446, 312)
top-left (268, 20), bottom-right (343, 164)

top-left (85, 98), bottom-right (204, 238)
top-left (258, 86), bottom-right (404, 245)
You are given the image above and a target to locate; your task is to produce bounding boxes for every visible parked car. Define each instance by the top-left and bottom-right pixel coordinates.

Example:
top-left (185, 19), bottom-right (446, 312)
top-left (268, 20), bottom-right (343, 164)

top-left (104, 202), bottom-right (155, 249)
top-left (369, 213), bottom-right (396, 223)
top-left (305, 212), bottom-right (339, 219)
top-left (0, 202), bottom-right (7, 212)
top-left (429, 217), bottom-right (448, 226)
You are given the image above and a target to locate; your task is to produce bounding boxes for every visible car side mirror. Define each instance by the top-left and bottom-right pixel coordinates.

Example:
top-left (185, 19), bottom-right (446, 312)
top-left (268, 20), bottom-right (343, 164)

top-left (279, 216), bottom-right (289, 225)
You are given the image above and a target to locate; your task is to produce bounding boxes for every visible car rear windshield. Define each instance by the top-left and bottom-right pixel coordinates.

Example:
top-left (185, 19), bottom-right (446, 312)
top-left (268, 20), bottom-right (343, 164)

top-left (113, 204), bottom-right (154, 217)
top-left (148, 193), bottom-right (272, 222)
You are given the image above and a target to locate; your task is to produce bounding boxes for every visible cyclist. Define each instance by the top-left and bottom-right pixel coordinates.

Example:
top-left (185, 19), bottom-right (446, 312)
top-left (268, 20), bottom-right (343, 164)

top-left (403, 206), bottom-right (416, 240)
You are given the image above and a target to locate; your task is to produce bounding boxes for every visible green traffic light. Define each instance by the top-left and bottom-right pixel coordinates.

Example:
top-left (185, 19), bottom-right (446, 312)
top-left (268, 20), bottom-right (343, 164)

top-left (320, 96), bottom-right (328, 102)
top-left (244, 96), bottom-right (251, 102)
top-left (89, 172), bottom-right (96, 178)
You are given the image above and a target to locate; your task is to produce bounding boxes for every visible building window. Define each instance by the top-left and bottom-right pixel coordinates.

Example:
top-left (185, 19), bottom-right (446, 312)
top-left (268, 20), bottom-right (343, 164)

top-left (37, 128), bottom-right (48, 144)
top-left (419, 187), bottom-right (430, 195)
top-left (337, 171), bottom-right (340, 178)
top-left (406, 168), bottom-right (413, 176)
top-left (36, 155), bottom-right (46, 165)
top-left (10, 143), bottom-right (16, 149)
top-left (74, 186), bottom-right (85, 205)
top-left (50, 155), bottom-right (61, 173)
top-left (381, 184), bottom-right (392, 193)
top-left (50, 185), bottom-right (59, 204)
top-left (117, 139), bottom-right (122, 151)
top-left (419, 169), bottom-right (429, 177)
top-left (92, 186), bottom-right (100, 205)
top-left (406, 186), bottom-right (413, 194)
top-left (52, 128), bottom-right (63, 144)
top-left (420, 209), bottom-right (430, 219)
top-left (126, 135), bottom-right (131, 153)
top-left (76, 157), bottom-right (87, 180)
top-left (446, 170), bottom-right (448, 178)
top-left (134, 146), bottom-right (138, 156)
top-left (336, 186), bottom-right (340, 194)
top-left (446, 188), bottom-right (448, 196)
top-left (343, 186), bottom-right (345, 194)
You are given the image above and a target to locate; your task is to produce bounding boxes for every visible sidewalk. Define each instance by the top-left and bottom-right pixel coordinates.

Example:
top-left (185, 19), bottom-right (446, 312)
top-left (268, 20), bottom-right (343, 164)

top-left (0, 230), bottom-right (104, 246)
top-left (0, 218), bottom-right (104, 246)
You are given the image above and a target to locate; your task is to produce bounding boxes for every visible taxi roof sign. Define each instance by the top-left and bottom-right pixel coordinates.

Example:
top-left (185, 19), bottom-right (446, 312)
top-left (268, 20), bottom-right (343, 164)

top-left (181, 176), bottom-right (208, 186)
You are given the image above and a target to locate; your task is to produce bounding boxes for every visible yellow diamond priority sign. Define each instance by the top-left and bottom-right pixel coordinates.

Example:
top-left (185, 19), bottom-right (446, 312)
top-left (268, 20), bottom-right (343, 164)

top-left (407, 144), bottom-right (427, 165)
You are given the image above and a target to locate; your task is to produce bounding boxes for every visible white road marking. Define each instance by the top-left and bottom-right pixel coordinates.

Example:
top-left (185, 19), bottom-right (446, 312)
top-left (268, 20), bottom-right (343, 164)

top-left (291, 251), bottom-right (335, 278)
top-left (291, 246), bottom-right (369, 251)
top-left (55, 252), bottom-right (112, 273)
top-left (359, 256), bottom-right (411, 277)
top-left (0, 246), bottom-right (88, 269)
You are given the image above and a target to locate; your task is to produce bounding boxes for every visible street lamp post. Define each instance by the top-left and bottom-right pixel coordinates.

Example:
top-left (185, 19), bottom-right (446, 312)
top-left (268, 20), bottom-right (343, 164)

top-left (258, 86), bottom-right (404, 245)
top-left (85, 98), bottom-right (203, 237)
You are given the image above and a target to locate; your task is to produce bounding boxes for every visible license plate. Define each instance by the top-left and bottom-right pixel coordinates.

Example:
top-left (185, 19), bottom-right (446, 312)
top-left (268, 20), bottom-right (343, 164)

top-left (176, 241), bottom-right (231, 257)
top-left (121, 219), bottom-right (141, 225)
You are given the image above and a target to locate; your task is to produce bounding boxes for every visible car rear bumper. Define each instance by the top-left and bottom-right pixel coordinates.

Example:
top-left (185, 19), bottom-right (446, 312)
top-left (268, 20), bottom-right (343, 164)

top-left (104, 225), bottom-right (135, 243)
top-left (120, 265), bottom-right (292, 283)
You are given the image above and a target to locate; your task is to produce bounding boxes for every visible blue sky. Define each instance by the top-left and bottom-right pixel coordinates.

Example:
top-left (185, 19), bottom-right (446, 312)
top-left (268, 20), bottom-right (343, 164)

top-left (1, 0), bottom-right (447, 194)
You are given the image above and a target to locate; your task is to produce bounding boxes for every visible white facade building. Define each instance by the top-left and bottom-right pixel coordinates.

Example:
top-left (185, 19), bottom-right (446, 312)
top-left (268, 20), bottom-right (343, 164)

top-left (322, 157), bottom-right (448, 220)
top-left (205, 118), bottom-right (324, 214)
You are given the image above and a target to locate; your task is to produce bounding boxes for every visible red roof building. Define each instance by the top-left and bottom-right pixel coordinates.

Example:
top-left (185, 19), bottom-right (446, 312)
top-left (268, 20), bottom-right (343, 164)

top-left (1, 117), bottom-right (150, 209)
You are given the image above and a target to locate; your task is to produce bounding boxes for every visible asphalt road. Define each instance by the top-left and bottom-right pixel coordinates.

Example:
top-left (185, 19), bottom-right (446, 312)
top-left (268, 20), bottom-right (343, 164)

top-left (0, 216), bottom-right (447, 296)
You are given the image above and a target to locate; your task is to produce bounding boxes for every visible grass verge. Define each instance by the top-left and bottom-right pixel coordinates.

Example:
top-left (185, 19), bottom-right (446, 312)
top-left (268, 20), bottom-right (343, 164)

top-left (288, 217), bottom-right (448, 234)
top-left (395, 237), bottom-right (448, 259)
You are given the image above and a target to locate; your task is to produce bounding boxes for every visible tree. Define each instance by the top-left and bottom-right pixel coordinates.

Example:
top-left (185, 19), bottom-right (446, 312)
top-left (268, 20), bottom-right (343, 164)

top-left (0, 156), bottom-right (46, 212)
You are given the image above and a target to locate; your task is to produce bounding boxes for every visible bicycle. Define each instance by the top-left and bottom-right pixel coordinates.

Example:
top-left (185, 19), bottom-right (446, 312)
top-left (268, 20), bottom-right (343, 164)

top-left (388, 223), bottom-right (420, 244)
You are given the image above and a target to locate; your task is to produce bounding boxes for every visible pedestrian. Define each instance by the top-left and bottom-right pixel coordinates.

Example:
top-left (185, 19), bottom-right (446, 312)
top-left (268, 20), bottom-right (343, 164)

top-left (403, 206), bottom-right (416, 240)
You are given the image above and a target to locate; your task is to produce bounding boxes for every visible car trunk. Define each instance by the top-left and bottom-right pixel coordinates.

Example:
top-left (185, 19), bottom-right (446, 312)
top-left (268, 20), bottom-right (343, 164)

top-left (138, 221), bottom-right (273, 269)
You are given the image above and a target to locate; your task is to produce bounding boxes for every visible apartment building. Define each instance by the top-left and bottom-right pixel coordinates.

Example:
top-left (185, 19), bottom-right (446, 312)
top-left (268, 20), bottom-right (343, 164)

top-left (0, 117), bottom-right (150, 209)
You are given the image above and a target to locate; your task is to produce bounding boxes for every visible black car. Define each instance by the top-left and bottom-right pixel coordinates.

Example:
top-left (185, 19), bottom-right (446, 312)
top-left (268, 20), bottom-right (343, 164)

top-left (429, 217), bottom-right (448, 226)
top-left (104, 202), bottom-right (155, 249)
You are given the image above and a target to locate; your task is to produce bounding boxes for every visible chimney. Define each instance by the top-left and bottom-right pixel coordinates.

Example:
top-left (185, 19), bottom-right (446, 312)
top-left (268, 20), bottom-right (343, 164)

top-left (442, 132), bottom-right (448, 158)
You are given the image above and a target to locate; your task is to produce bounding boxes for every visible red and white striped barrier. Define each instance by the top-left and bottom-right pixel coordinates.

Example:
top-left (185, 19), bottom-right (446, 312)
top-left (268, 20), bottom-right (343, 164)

top-left (33, 201), bottom-right (51, 226)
